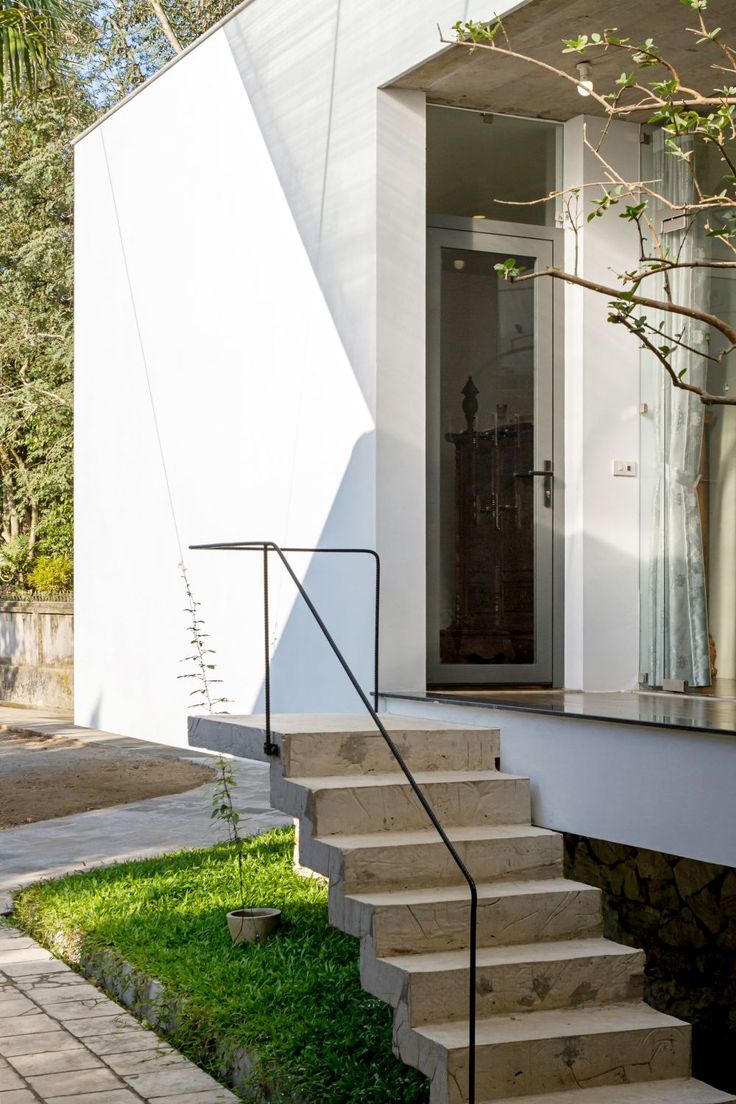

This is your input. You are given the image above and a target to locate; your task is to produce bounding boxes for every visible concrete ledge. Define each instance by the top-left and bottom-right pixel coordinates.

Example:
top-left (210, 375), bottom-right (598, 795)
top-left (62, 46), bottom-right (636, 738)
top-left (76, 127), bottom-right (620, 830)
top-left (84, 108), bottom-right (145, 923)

top-left (187, 712), bottom-right (499, 765)
top-left (188, 714), bottom-right (282, 763)
top-left (0, 601), bottom-right (73, 614)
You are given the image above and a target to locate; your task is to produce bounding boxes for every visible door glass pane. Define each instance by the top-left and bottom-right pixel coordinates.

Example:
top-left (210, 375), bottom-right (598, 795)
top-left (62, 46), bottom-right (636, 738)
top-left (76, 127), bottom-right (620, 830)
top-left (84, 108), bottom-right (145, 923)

top-left (427, 106), bottom-right (561, 226)
top-left (438, 246), bottom-right (536, 667)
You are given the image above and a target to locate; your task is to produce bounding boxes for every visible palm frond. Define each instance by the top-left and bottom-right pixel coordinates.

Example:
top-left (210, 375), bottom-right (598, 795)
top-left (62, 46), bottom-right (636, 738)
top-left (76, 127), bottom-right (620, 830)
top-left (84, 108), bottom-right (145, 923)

top-left (0, 1), bottom-right (76, 103)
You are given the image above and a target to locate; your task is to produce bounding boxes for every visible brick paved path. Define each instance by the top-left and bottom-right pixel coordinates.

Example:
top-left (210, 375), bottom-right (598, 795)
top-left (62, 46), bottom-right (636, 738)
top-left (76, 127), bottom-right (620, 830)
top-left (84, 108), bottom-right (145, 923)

top-left (0, 926), bottom-right (239, 1104)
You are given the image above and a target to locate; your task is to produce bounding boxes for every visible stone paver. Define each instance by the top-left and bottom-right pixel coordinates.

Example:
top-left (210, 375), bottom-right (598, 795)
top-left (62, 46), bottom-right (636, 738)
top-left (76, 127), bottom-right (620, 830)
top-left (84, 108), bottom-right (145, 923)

top-left (149, 1094), bottom-right (239, 1104)
top-left (0, 708), bottom-right (286, 1101)
top-left (10, 1050), bottom-right (104, 1075)
top-left (0, 927), bottom-right (240, 1103)
top-left (45, 1094), bottom-right (141, 1104)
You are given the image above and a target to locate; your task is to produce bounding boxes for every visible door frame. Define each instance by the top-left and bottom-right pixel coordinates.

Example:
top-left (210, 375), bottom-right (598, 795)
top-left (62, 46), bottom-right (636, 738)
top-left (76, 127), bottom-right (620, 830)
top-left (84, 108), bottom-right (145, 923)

top-left (426, 214), bottom-right (565, 687)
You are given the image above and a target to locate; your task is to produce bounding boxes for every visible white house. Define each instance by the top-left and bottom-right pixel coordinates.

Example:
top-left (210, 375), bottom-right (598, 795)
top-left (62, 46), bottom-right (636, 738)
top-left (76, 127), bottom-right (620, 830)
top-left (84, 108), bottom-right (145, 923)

top-left (74, 0), bottom-right (736, 1091)
top-left (74, 0), bottom-right (736, 848)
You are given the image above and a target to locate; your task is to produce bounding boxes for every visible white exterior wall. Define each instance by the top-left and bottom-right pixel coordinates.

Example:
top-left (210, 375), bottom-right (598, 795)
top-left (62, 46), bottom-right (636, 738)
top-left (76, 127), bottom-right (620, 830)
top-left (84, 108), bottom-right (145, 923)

top-left (563, 117), bottom-right (642, 691)
top-left (74, 29), bottom-right (378, 741)
top-left (385, 696), bottom-right (736, 867)
top-left (74, 0), bottom-right (523, 745)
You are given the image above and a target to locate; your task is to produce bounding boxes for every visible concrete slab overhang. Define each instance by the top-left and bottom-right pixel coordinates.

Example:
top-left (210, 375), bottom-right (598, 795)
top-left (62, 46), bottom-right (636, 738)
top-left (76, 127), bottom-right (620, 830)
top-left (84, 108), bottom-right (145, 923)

top-left (389, 0), bottom-right (735, 120)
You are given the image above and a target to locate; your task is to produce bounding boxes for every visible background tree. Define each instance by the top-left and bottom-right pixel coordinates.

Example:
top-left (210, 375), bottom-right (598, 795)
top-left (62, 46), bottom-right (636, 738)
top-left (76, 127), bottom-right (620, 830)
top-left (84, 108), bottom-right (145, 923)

top-left (0, 0), bottom-right (76, 103)
top-left (453, 0), bottom-right (736, 407)
top-left (0, 0), bottom-right (239, 588)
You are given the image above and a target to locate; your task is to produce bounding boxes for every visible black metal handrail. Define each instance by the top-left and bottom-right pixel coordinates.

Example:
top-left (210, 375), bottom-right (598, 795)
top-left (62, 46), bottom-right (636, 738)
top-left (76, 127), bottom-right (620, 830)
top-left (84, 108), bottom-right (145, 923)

top-left (190, 539), bottom-right (478, 1104)
top-left (190, 543), bottom-right (380, 751)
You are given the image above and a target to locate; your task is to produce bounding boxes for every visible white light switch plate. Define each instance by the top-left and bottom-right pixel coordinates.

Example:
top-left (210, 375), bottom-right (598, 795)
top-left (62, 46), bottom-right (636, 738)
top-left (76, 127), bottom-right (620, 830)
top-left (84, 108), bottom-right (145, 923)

top-left (613, 459), bottom-right (637, 477)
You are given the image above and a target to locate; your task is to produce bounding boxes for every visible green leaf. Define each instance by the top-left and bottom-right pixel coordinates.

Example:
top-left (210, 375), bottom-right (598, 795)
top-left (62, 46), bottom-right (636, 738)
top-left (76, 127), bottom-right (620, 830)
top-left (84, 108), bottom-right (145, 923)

top-left (562, 34), bottom-right (589, 54)
top-left (494, 257), bottom-right (525, 280)
top-left (621, 202), bottom-right (647, 221)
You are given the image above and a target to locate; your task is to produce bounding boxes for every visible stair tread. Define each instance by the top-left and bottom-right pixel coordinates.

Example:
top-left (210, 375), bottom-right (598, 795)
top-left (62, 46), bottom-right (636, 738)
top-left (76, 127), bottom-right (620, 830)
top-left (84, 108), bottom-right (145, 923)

top-left (380, 936), bottom-right (641, 972)
top-left (255, 714), bottom-right (731, 1104)
top-left (244, 712), bottom-right (499, 736)
top-left (293, 768), bottom-right (522, 790)
top-left (482, 1079), bottom-right (736, 1103)
top-left (316, 823), bottom-right (555, 848)
top-left (348, 875), bottom-right (596, 907)
top-left (417, 1001), bottom-right (686, 1048)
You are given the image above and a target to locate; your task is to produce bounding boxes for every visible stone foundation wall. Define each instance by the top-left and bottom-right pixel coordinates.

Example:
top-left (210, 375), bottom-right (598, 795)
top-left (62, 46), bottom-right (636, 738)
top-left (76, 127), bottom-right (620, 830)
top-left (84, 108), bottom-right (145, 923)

top-left (0, 601), bottom-right (73, 710)
top-left (565, 833), bottom-right (736, 1094)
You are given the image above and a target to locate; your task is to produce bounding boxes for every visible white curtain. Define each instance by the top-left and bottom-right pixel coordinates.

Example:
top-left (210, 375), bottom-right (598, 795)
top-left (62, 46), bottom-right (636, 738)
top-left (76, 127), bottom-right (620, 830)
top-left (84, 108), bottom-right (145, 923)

top-left (645, 131), bottom-right (711, 687)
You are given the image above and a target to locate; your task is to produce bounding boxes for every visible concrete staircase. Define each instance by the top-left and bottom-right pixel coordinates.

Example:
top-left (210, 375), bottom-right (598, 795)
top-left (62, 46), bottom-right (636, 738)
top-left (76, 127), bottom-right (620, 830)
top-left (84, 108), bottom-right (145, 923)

top-left (189, 713), bottom-right (735, 1104)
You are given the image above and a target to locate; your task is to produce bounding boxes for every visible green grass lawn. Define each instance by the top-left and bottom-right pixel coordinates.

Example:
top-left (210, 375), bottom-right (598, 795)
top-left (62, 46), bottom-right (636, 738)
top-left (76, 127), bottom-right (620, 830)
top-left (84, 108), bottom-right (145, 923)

top-left (14, 826), bottom-right (429, 1104)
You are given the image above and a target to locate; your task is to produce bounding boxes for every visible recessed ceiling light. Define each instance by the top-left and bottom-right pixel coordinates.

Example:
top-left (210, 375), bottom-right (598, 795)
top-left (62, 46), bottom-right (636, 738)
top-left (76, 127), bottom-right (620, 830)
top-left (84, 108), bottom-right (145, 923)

top-left (576, 61), bottom-right (593, 97)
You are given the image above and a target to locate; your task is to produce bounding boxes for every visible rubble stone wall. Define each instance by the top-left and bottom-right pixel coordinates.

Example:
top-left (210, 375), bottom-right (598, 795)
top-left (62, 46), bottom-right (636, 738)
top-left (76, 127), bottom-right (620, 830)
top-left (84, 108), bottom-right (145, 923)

top-left (565, 833), bottom-right (736, 1094)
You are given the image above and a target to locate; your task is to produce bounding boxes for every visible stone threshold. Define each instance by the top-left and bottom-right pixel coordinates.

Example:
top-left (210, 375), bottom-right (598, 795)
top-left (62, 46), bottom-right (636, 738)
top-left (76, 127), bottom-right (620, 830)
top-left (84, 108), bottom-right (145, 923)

top-left (384, 688), bottom-right (736, 737)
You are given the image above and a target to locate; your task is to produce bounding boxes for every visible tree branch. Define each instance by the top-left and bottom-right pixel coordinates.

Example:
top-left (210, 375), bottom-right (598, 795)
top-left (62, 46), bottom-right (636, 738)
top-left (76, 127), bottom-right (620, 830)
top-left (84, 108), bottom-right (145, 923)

top-left (618, 314), bottom-right (736, 406)
top-left (510, 266), bottom-right (736, 346)
top-left (146, 0), bottom-right (182, 54)
top-left (623, 259), bottom-right (736, 284)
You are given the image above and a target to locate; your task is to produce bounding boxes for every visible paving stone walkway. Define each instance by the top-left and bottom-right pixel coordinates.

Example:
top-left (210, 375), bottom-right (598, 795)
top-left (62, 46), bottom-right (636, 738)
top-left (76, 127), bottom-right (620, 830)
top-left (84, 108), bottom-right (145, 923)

top-left (0, 706), bottom-right (288, 913)
top-left (0, 707), bottom-right (290, 1101)
top-left (0, 926), bottom-right (239, 1103)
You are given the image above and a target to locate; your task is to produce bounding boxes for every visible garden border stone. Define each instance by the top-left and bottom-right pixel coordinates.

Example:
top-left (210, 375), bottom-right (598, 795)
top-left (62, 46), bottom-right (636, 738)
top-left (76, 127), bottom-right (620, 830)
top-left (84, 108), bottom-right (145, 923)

top-left (76, 942), bottom-right (303, 1103)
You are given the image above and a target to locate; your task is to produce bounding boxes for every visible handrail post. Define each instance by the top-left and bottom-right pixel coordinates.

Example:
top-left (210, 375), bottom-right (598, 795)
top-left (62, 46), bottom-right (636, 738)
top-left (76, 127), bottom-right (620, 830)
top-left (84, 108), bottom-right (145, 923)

top-left (262, 543), bottom-right (278, 756)
top-left (373, 554), bottom-right (380, 712)
top-left (469, 886), bottom-right (477, 1102)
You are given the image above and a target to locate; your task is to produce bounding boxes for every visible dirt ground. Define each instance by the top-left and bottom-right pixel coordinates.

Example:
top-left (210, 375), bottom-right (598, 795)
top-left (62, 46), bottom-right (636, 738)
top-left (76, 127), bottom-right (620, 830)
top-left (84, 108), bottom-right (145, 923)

top-left (0, 727), bottom-right (215, 829)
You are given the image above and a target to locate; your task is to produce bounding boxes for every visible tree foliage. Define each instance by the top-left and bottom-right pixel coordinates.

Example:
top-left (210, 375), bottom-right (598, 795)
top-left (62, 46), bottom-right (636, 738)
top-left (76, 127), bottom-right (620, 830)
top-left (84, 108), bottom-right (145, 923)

top-left (0, 0), bottom-right (239, 585)
top-left (0, 0), bottom-right (76, 103)
top-left (453, 0), bottom-right (736, 407)
top-left (0, 80), bottom-right (89, 572)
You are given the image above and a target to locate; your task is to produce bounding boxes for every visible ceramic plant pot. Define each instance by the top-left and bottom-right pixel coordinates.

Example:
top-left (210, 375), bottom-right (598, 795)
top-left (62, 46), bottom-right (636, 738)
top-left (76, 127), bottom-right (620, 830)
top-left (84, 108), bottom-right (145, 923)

top-left (226, 908), bottom-right (281, 944)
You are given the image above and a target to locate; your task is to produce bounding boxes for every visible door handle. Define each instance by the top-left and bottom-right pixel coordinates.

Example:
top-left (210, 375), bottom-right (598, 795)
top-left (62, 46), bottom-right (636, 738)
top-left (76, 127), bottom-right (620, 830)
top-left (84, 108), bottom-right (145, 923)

top-left (513, 460), bottom-right (553, 507)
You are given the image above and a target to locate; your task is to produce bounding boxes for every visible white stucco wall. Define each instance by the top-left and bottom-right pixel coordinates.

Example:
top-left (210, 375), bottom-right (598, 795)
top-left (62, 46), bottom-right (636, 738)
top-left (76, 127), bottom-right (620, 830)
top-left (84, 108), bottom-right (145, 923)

top-left (385, 696), bottom-right (736, 867)
top-left (563, 117), bottom-right (642, 691)
top-left (74, 29), bottom-right (378, 742)
top-left (74, 0), bottom-right (523, 745)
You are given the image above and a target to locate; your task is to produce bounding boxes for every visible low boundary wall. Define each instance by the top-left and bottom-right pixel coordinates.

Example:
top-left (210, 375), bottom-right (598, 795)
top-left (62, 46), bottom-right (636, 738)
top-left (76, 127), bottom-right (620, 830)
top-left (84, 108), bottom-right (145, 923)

top-left (0, 600), bottom-right (73, 710)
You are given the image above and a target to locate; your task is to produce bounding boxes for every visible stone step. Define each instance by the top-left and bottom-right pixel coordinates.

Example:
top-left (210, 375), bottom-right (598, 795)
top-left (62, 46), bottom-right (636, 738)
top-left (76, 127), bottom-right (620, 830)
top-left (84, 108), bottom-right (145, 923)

top-left (273, 769), bottom-right (531, 835)
top-left (397, 1003), bottom-right (690, 1104)
top-left (300, 822), bottom-right (563, 892)
top-left (334, 877), bottom-right (602, 956)
top-left (278, 718), bottom-right (500, 778)
top-left (481, 1080), bottom-right (736, 1104)
top-left (364, 936), bottom-right (645, 1023)
top-left (188, 712), bottom-right (499, 770)
top-left (191, 711), bottom-right (729, 1104)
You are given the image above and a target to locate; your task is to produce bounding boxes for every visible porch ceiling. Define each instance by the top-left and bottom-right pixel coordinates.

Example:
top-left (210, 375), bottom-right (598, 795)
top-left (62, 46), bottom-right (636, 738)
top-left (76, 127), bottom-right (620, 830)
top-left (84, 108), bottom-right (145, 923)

top-left (390, 0), bottom-right (735, 120)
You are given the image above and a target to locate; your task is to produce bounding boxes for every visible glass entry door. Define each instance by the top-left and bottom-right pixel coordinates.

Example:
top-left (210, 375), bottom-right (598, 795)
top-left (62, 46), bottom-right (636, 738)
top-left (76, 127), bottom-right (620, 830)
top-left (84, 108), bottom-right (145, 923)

top-left (427, 221), bottom-right (558, 685)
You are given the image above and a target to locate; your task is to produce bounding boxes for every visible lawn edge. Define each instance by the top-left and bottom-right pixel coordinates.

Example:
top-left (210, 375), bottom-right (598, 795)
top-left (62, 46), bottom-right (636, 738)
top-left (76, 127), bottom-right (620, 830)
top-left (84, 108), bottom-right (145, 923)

top-left (89, 942), bottom-right (309, 1102)
top-left (13, 917), bottom-right (304, 1104)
